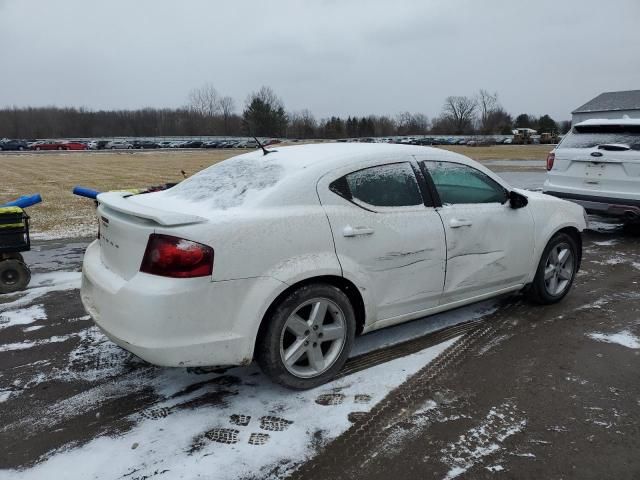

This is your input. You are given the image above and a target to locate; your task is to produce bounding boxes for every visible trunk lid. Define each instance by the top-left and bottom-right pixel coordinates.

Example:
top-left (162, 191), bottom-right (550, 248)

top-left (553, 146), bottom-right (640, 197)
top-left (96, 192), bottom-right (206, 280)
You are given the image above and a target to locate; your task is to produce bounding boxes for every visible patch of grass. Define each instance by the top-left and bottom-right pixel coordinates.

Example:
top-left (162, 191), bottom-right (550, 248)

top-left (0, 150), bottom-right (239, 238)
top-left (438, 144), bottom-right (552, 161)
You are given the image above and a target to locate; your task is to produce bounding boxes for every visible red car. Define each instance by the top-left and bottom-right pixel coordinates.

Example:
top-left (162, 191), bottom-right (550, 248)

top-left (31, 141), bottom-right (66, 151)
top-left (30, 141), bottom-right (87, 151)
top-left (63, 141), bottom-right (88, 150)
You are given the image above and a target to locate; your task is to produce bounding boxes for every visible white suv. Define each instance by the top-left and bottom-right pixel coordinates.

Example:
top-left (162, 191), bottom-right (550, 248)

top-left (543, 118), bottom-right (640, 223)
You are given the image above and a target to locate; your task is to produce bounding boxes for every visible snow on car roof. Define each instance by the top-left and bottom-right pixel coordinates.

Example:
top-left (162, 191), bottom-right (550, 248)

top-left (131, 143), bottom-right (468, 213)
top-left (574, 118), bottom-right (640, 127)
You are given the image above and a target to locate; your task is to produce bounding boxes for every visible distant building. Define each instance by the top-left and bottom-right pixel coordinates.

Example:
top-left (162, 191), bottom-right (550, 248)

top-left (572, 90), bottom-right (640, 124)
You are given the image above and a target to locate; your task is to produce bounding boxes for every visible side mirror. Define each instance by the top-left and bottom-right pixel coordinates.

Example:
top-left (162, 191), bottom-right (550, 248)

top-left (509, 190), bottom-right (528, 209)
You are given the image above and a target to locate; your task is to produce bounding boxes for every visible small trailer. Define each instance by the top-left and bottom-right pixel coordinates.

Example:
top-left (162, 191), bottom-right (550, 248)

top-left (0, 194), bottom-right (42, 294)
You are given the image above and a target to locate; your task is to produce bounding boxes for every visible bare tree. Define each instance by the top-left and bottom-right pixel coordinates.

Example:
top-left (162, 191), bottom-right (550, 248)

top-left (187, 83), bottom-right (221, 117)
top-left (396, 112), bottom-right (429, 135)
top-left (476, 89), bottom-right (499, 134)
top-left (442, 96), bottom-right (477, 134)
top-left (287, 109), bottom-right (317, 138)
top-left (219, 96), bottom-right (236, 134)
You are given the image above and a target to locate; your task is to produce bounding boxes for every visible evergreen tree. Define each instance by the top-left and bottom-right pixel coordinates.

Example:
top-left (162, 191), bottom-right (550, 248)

top-left (242, 86), bottom-right (288, 137)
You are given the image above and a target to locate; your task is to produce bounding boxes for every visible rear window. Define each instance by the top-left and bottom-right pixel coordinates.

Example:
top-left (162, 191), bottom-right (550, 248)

top-left (166, 158), bottom-right (285, 209)
top-left (559, 124), bottom-right (640, 150)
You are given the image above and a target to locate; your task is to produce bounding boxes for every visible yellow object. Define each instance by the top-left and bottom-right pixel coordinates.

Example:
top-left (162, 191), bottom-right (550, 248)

top-left (0, 206), bottom-right (26, 229)
top-left (0, 206), bottom-right (24, 214)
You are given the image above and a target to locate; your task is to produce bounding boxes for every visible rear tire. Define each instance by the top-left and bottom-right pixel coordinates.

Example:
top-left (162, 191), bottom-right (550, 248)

top-left (0, 259), bottom-right (31, 294)
top-left (256, 283), bottom-right (356, 390)
top-left (526, 232), bottom-right (578, 304)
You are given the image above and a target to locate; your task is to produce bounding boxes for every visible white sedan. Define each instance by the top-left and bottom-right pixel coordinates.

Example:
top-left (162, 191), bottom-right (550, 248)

top-left (81, 143), bottom-right (586, 389)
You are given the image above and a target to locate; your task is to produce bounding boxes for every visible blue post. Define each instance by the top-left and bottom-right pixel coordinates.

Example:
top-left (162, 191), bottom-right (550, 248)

top-left (2, 194), bottom-right (42, 209)
top-left (72, 186), bottom-right (101, 200)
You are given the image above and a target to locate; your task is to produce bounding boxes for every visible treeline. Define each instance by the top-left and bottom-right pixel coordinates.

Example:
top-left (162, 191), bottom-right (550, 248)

top-left (0, 85), bottom-right (570, 139)
top-left (0, 107), bottom-right (243, 139)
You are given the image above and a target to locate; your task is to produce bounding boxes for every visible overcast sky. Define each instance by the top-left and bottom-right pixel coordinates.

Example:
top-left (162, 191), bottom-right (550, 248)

top-left (1, 0), bottom-right (639, 121)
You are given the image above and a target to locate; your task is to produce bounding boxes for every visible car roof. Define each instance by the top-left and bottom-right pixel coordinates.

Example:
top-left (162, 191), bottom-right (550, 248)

top-left (229, 142), bottom-right (469, 173)
top-left (132, 142), bottom-right (498, 215)
top-left (574, 118), bottom-right (640, 127)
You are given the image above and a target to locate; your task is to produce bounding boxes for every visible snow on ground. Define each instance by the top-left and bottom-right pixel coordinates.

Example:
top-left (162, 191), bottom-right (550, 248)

top-left (1, 238), bottom-right (503, 479)
top-left (0, 334), bottom-right (74, 353)
top-left (575, 298), bottom-right (609, 311)
top-left (0, 305), bottom-right (46, 330)
top-left (593, 239), bottom-right (618, 246)
top-left (587, 330), bottom-right (640, 349)
top-left (0, 271), bottom-right (81, 311)
top-left (4, 337), bottom-right (459, 480)
top-left (439, 401), bottom-right (527, 479)
top-left (587, 220), bottom-right (622, 232)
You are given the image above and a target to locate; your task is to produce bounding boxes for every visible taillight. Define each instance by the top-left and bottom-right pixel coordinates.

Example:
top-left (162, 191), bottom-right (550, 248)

top-left (140, 234), bottom-right (214, 278)
top-left (546, 152), bottom-right (555, 171)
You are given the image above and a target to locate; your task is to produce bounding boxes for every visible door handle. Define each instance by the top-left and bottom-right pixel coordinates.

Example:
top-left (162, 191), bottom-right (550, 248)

top-left (449, 218), bottom-right (473, 228)
top-left (343, 225), bottom-right (375, 237)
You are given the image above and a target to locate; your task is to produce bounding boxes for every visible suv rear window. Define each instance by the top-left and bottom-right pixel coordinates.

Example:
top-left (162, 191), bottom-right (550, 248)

top-left (559, 124), bottom-right (640, 150)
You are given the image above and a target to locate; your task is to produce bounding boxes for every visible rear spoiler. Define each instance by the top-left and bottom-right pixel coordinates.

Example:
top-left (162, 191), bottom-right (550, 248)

top-left (97, 191), bottom-right (206, 226)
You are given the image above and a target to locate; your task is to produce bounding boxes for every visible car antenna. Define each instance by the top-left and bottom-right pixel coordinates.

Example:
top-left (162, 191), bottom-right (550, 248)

top-left (254, 136), bottom-right (275, 156)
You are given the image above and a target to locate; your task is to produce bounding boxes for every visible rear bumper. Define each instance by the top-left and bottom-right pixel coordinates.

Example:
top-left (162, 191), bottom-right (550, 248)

top-left (81, 240), bottom-right (285, 367)
top-left (543, 190), bottom-right (640, 220)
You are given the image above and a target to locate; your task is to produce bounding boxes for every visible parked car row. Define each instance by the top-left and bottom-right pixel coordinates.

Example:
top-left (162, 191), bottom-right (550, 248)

top-left (0, 138), bottom-right (281, 151)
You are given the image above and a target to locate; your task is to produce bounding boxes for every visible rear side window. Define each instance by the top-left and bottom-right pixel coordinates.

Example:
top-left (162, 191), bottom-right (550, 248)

top-left (422, 161), bottom-right (507, 205)
top-left (559, 124), bottom-right (640, 150)
top-left (333, 162), bottom-right (423, 208)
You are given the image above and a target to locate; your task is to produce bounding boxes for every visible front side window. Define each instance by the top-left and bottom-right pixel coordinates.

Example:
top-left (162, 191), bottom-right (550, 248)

top-left (333, 162), bottom-right (423, 208)
top-left (422, 161), bottom-right (507, 205)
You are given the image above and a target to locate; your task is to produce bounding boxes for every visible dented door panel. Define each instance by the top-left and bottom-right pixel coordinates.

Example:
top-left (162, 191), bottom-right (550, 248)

top-left (437, 203), bottom-right (534, 303)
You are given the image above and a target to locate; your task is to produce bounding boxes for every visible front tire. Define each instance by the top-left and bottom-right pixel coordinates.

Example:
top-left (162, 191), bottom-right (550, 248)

top-left (0, 259), bottom-right (31, 294)
top-left (256, 283), bottom-right (356, 390)
top-left (527, 232), bottom-right (578, 304)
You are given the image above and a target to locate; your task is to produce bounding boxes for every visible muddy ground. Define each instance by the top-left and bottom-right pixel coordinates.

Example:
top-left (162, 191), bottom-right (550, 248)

top-left (291, 223), bottom-right (640, 480)
top-left (1, 166), bottom-right (639, 479)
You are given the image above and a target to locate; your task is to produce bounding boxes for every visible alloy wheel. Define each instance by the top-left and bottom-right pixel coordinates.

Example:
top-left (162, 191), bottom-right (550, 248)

top-left (544, 242), bottom-right (574, 296)
top-left (279, 298), bottom-right (347, 378)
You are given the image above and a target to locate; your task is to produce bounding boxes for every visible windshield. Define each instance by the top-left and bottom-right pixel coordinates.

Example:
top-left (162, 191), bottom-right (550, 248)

top-left (559, 124), bottom-right (640, 150)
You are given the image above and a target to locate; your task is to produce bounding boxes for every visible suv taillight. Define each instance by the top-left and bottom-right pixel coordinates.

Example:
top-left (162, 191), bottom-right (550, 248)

top-left (546, 152), bottom-right (555, 171)
top-left (140, 234), bottom-right (214, 278)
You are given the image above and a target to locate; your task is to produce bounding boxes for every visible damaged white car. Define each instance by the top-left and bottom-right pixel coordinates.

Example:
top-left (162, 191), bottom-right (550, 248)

top-left (81, 143), bottom-right (586, 389)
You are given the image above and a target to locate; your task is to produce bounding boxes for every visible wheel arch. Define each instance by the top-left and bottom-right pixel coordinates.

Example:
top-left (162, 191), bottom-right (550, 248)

top-left (254, 275), bottom-right (366, 355)
top-left (526, 224), bottom-right (583, 287)
top-left (555, 226), bottom-right (582, 269)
